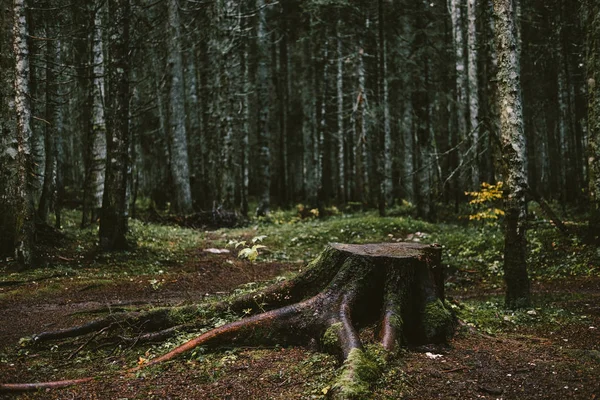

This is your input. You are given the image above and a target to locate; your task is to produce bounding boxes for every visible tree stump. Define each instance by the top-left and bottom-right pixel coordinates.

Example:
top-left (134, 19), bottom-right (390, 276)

top-left (1, 243), bottom-right (455, 398)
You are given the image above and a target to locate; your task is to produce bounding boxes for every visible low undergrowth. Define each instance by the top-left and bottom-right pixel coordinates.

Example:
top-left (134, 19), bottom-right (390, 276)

top-left (1, 205), bottom-right (599, 399)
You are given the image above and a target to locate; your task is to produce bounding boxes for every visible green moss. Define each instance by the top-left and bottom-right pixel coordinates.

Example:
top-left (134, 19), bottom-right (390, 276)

top-left (332, 348), bottom-right (380, 399)
top-left (167, 306), bottom-right (197, 324)
top-left (322, 322), bottom-right (342, 348)
top-left (422, 299), bottom-right (455, 342)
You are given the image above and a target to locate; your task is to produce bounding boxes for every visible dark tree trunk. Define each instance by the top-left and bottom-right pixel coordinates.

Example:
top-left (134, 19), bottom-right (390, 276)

top-left (99, 0), bottom-right (131, 251)
top-left (255, 0), bottom-right (271, 216)
top-left (37, 19), bottom-right (60, 224)
top-left (587, 0), bottom-right (600, 243)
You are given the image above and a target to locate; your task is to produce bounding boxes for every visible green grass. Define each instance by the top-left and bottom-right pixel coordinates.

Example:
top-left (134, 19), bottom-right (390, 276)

top-left (1, 204), bottom-right (597, 293)
top-left (454, 293), bottom-right (594, 335)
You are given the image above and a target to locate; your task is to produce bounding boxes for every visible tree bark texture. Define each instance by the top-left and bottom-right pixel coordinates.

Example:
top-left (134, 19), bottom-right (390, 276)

top-left (587, 0), bottom-right (600, 242)
top-left (82, 8), bottom-right (107, 227)
top-left (99, 0), bottom-right (131, 251)
top-left (12, 0), bottom-right (35, 267)
top-left (255, 0), bottom-right (271, 216)
top-left (467, 0), bottom-right (480, 189)
top-left (493, 0), bottom-right (531, 309)
top-left (37, 18), bottom-right (60, 224)
top-left (166, 0), bottom-right (193, 214)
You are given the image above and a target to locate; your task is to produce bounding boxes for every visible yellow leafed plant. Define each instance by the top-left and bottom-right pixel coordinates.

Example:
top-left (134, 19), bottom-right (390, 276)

top-left (465, 182), bottom-right (505, 222)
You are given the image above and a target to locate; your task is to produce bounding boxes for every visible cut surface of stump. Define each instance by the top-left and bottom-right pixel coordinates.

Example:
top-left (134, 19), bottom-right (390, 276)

top-left (1, 243), bottom-right (455, 398)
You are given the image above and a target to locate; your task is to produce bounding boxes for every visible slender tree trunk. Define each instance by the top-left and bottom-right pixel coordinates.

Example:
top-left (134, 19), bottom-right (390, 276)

top-left (450, 0), bottom-right (469, 191)
top-left (556, 20), bottom-right (569, 204)
top-left (255, 0), bottom-right (271, 216)
top-left (82, 8), bottom-right (106, 227)
top-left (413, 8), bottom-right (433, 221)
top-left (0, 3), bottom-right (15, 257)
top-left (355, 44), bottom-right (369, 207)
top-left (587, 0), bottom-right (600, 242)
top-left (166, 0), bottom-right (193, 214)
top-left (240, 33), bottom-right (250, 216)
top-left (99, 0), bottom-right (131, 251)
top-left (400, 14), bottom-right (414, 203)
top-left (37, 19), bottom-right (60, 224)
top-left (493, 0), bottom-right (531, 309)
top-left (276, 19), bottom-right (290, 207)
top-left (336, 18), bottom-right (345, 204)
top-left (467, 0), bottom-right (480, 188)
top-left (379, 0), bottom-right (392, 212)
top-left (318, 38), bottom-right (329, 212)
top-left (13, 0), bottom-right (35, 267)
top-left (149, 45), bottom-right (170, 210)
top-left (183, 42), bottom-right (202, 208)
top-left (54, 85), bottom-right (64, 229)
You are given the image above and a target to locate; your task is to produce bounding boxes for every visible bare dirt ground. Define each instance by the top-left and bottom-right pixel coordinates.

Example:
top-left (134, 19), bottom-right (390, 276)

top-left (0, 251), bottom-right (599, 399)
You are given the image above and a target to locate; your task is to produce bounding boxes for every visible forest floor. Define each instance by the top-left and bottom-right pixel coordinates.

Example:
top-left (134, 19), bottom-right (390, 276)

top-left (0, 205), bottom-right (599, 399)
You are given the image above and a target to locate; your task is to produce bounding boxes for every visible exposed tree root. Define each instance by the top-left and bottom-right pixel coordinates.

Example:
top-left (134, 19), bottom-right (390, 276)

top-left (1, 243), bottom-right (455, 398)
top-left (0, 378), bottom-right (95, 392)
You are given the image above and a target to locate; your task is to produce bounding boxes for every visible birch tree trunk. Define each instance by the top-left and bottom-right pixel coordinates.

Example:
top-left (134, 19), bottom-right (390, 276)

top-left (99, 0), bottom-right (131, 251)
top-left (166, 0), bottom-right (193, 214)
top-left (587, 0), bottom-right (600, 242)
top-left (255, 0), bottom-right (271, 216)
top-left (493, 0), bottom-right (531, 309)
top-left (13, 0), bottom-right (35, 267)
top-left (82, 8), bottom-right (107, 227)
top-left (467, 0), bottom-right (480, 189)
top-left (355, 44), bottom-right (369, 206)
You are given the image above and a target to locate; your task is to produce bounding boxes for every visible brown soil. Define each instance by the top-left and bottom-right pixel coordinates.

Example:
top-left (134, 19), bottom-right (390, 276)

top-left (1, 254), bottom-right (599, 399)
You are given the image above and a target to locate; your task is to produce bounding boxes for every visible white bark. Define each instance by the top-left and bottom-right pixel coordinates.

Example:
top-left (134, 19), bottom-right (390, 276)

top-left (13, 0), bottom-right (35, 266)
top-left (467, 0), bottom-right (480, 188)
top-left (493, 0), bottom-right (530, 308)
top-left (87, 8), bottom-right (107, 220)
top-left (357, 45), bottom-right (369, 204)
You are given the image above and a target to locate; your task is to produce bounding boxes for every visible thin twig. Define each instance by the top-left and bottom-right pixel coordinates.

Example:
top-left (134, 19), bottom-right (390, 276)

top-left (67, 326), bottom-right (110, 360)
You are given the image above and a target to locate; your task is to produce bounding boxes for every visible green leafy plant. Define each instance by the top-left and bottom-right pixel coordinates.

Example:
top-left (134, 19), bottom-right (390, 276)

top-left (228, 235), bottom-right (268, 262)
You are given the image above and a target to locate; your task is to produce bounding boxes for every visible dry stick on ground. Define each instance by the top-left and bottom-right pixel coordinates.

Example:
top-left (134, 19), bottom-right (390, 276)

top-left (0, 243), bottom-right (455, 398)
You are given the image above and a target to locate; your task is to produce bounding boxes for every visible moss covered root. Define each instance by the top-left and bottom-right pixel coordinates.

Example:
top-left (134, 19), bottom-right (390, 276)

top-left (422, 299), bottom-right (455, 343)
top-left (332, 348), bottom-right (381, 399)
